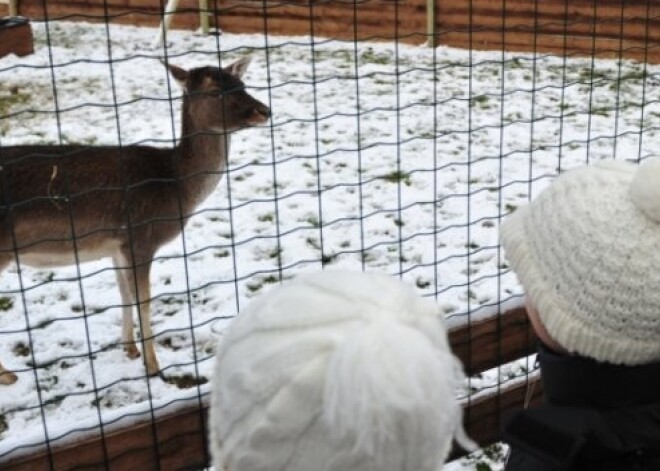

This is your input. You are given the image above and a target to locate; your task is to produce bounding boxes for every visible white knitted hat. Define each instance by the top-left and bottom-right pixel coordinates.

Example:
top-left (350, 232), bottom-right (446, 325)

top-left (209, 270), bottom-right (476, 471)
top-left (500, 158), bottom-right (660, 366)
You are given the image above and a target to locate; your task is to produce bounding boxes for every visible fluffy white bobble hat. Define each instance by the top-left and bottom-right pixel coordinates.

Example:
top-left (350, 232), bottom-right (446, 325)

top-left (501, 158), bottom-right (660, 365)
top-left (209, 270), bottom-right (476, 471)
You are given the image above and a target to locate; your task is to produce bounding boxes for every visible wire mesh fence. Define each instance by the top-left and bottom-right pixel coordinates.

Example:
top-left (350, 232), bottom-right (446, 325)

top-left (0, 0), bottom-right (658, 469)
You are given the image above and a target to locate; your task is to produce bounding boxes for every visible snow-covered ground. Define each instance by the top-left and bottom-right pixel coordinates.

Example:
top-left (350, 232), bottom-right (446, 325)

top-left (0, 19), bottom-right (657, 468)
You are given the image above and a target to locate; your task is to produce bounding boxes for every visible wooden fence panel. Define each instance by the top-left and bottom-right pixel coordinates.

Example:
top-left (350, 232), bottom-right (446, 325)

top-left (0, 306), bottom-right (540, 471)
top-left (3, 0), bottom-right (660, 61)
top-left (436, 0), bottom-right (660, 62)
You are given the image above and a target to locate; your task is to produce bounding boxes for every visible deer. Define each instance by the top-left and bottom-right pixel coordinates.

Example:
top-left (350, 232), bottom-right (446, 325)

top-left (0, 57), bottom-right (270, 385)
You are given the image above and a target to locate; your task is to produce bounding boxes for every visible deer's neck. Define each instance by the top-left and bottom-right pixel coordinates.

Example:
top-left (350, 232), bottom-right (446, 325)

top-left (177, 111), bottom-right (232, 211)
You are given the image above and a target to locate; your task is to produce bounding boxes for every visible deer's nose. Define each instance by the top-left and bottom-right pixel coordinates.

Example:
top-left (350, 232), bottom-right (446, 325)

top-left (257, 104), bottom-right (271, 118)
top-left (251, 105), bottom-right (271, 123)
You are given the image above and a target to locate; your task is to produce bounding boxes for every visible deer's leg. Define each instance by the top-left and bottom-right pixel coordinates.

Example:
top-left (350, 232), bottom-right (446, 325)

top-left (113, 256), bottom-right (140, 359)
top-left (133, 261), bottom-right (160, 377)
top-left (0, 360), bottom-right (17, 385)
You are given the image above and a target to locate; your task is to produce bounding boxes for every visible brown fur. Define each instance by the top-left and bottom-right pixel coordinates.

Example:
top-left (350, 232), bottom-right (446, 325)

top-left (0, 57), bottom-right (270, 385)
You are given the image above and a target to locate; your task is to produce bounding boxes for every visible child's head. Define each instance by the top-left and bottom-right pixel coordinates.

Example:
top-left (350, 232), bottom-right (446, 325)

top-left (500, 158), bottom-right (660, 365)
top-left (209, 270), bottom-right (475, 471)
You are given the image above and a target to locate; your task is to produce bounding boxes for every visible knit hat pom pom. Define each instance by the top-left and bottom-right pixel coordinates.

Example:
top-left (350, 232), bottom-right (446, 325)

top-left (630, 158), bottom-right (660, 224)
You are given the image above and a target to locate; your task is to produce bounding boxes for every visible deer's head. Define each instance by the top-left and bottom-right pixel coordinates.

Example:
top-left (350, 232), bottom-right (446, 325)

top-left (165, 57), bottom-right (271, 134)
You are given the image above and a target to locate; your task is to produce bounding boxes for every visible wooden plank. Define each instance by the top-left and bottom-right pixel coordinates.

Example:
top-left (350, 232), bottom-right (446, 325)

top-left (0, 19), bottom-right (34, 59)
top-left (1, 401), bottom-right (209, 471)
top-left (439, 0), bottom-right (659, 19)
top-left (452, 375), bottom-right (543, 458)
top-left (437, 29), bottom-right (660, 62)
top-left (449, 305), bottom-right (537, 377)
top-left (1, 379), bottom-right (543, 470)
top-left (437, 11), bottom-right (660, 42)
top-left (1, 378), bottom-right (543, 470)
top-left (0, 307), bottom-right (539, 470)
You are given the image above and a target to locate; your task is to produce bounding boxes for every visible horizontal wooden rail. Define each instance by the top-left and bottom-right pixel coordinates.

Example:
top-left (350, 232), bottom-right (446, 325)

top-left (449, 305), bottom-right (537, 377)
top-left (1, 306), bottom-right (540, 470)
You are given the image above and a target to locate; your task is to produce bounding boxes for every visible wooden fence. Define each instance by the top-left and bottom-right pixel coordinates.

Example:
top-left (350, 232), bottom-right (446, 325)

top-left (2, 0), bottom-right (660, 62)
top-left (0, 305), bottom-right (541, 470)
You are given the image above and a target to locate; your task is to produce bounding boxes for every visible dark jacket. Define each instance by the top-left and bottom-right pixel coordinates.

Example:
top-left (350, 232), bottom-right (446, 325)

top-left (502, 344), bottom-right (660, 471)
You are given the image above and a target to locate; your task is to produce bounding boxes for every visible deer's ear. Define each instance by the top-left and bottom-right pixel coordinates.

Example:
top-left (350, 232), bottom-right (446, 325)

top-left (225, 56), bottom-right (251, 79)
top-left (163, 62), bottom-right (189, 90)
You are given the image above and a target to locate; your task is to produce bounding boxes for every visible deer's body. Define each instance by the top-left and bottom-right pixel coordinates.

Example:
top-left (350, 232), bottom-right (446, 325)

top-left (0, 58), bottom-right (270, 385)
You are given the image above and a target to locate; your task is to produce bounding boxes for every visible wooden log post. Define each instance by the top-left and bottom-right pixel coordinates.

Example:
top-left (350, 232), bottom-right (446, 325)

top-left (0, 17), bottom-right (34, 59)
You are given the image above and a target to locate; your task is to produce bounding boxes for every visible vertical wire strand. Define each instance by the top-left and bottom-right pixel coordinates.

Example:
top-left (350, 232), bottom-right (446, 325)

top-left (585, 0), bottom-right (598, 165)
top-left (307, 0), bottom-right (326, 271)
top-left (0, 153), bottom-right (55, 468)
top-left (156, 12), bottom-right (207, 469)
top-left (38, 0), bottom-right (82, 468)
top-left (556, 0), bottom-right (570, 174)
top-left (394, 0), bottom-right (404, 278)
top-left (612, 0), bottom-right (626, 161)
top-left (260, 0), bottom-right (283, 282)
top-left (102, 6), bottom-right (163, 468)
top-left (431, 0), bottom-right (439, 295)
top-left (352, 0), bottom-right (366, 272)
top-left (496, 0), bottom-right (507, 434)
top-left (210, 1), bottom-right (242, 316)
top-left (636, 0), bottom-right (652, 163)
top-left (465, 0), bottom-right (475, 429)
top-left (527, 0), bottom-right (539, 201)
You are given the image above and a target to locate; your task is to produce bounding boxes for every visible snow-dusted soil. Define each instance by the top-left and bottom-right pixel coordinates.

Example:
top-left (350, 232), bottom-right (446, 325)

top-left (0, 19), bottom-right (657, 466)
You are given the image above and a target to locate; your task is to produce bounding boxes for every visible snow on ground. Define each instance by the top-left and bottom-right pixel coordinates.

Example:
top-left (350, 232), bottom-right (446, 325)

top-left (0, 19), bottom-right (658, 467)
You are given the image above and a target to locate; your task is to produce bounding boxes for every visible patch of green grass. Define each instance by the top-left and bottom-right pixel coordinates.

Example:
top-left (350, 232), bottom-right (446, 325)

top-left (0, 88), bottom-right (30, 117)
top-left (321, 253), bottom-right (338, 265)
top-left (578, 67), bottom-right (612, 83)
top-left (305, 215), bottom-right (321, 228)
top-left (590, 106), bottom-right (613, 117)
top-left (159, 337), bottom-right (182, 351)
top-left (508, 57), bottom-right (524, 69)
top-left (214, 250), bottom-right (230, 258)
top-left (619, 69), bottom-right (649, 82)
top-left (44, 394), bottom-right (65, 409)
top-left (258, 213), bottom-right (275, 223)
top-left (361, 251), bottom-right (376, 263)
top-left (164, 373), bottom-right (208, 389)
top-left (313, 49), bottom-right (352, 64)
top-left (306, 237), bottom-right (321, 250)
top-left (263, 275), bottom-right (279, 284)
top-left (160, 296), bottom-right (185, 305)
top-left (0, 297), bottom-right (13, 311)
top-left (379, 171), bottom-right (412, 186)
top-left (268, 247), bottom-right (283, 259)
top-left (13, 342), bottom-right (30, 357)
top-left (360, 48), bottom-right (391, 65)
top-left (247, 281), bottom-right (263, 293)
top-left (0, 414), bottom-right (7, 436)
top-left (470, 95), bottom-right (490, 108)
top-left (416, 277), bottom-right (431, 289)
